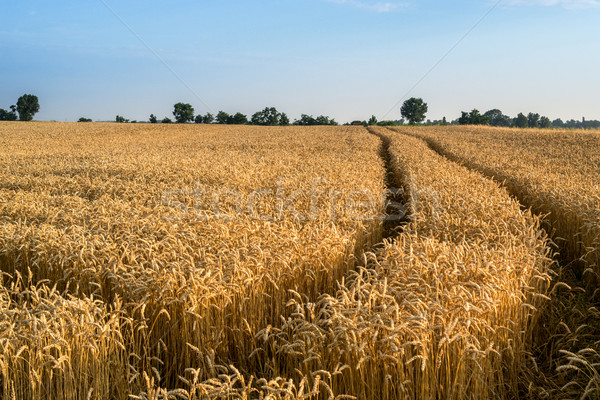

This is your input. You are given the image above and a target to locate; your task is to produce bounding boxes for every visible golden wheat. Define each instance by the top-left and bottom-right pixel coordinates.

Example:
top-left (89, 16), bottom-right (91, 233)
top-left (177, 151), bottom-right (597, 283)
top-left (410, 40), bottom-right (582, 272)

top-left (392, 124), bottom-right (600, 398)
top-left (0, 122), bottom-right (557, 399)
top-left (251, 127), bottom-right (552, 399)
top-left (0, 122), bottom-right (385, 399)
top-left (397, 125), bottom-right (600, 286)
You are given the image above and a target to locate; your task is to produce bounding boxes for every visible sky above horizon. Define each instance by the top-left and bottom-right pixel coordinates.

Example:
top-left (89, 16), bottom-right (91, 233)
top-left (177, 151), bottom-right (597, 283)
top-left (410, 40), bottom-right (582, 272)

top-left (1, 0), bottom-right (599, 123)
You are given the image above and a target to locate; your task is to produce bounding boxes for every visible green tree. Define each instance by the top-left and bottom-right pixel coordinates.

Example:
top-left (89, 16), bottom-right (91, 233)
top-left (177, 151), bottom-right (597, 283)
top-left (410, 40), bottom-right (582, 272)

top-left (251, 107), bottom-right (287, 126)
top-left (115, 115), bottom-right (128, 123)
top-left (149, 114), bottom-right (158, 123)
top-left (0, 106), bottom-right (17, 121)
top-left (173, 102), bottom-right (194, 123)
top-left (458, 109), bottom-right (489, 125)
top-left (231, 112), bottom-right (248, 125)
top-left (552, 118), bottom-right (564, 128)
top-left (161, 117), bottom-right (173, 123)
top-left (401, 98), bottom-right (428, 125)
top-left (195, 113), bottom-right (214, 124)
top-left (376, 120), bottom-right (398, 126)
top-left (294, 114), bottom-right (317, 125)
top-left (368, 115), bottom-right (378, 125)
top-left (294, 114), bottom-right (337, 126)
top-left (16, 94), bottom-right (40, 121)
top-left (315, 115), bottom-right (330, 125)
top-left (78, 117), bottom-right (92, 122)
top-left (527, 112), bottom-right (540, 128)
top-left (539, 116), bottom-right (551, 129)
top-left (216, 111), bottom-right (231, 124)
top-left (458, 112), bottom-right (469, 125)
top-left (484, 109), bottom-right (511, 127)
top-left (514, 113), bottom-right (528, 128)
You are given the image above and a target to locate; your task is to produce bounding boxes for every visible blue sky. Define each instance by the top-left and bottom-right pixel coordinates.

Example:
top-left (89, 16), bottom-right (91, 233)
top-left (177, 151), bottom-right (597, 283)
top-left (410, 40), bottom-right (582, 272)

top-left (1, 0), bottom-right (599, 123)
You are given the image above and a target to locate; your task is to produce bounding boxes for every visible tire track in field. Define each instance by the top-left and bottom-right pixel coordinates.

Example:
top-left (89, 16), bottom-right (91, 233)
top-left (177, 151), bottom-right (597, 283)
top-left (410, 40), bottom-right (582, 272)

top-left (367, 127), bottom-right (411, 240)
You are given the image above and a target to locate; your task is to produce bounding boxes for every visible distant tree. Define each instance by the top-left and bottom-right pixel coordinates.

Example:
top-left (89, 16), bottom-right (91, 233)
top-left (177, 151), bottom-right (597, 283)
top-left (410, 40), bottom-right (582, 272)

top-left (251, 107), bottom-right (275, 125)
top-left (552, 118), bottom-right (564, 128)
top-left (539, 116), bottom-right (551, 129)
top-left (565, 119), bottom-right (580, 128)
top-left (294, 114), bottom-right (337, 126)
top-left (428, 119), bottom-right (446, 125)
top-left (441, 116), bottom-right (448, 125)
top-left (280, 113), bottom-right (290, 126)
top-left (195, 112), bottom-right (215, 124)
top-left (251, 107), bottom-right (287, 126)
top-left (514, 113), bottom-right (528, 128)
top-left (149, 114), bottom-right (158, 123)
top-left (0, 106), bottom-right (18, 121)
top-left (231, 112), bottom-right (248, 125)
top-left (315, 115), bottom-right (331, 125)
top-left (115, 115), bottom-right (128, 123)
top-left (368, 115), bottom-right (378, 125)
top-left (216, 111), bottom-right (231, 124)
top-left (203, 112), bottom-right (214, 124)
top-left (527, 112), bottom-right (540, 128)
top-left (472, 110), bottom-right (489, 125)
top-left (401, 98), bottom-right (428, 125)
top-left (458, 112), bottom-right (469, 125)
top-left (484, 109), bottom-right (511, 127)
top-left (78, 117), bottom-right (92, 122)
top-left (161, 117), bottom-right (173, 123)
top-left (458, 109), bottom-right (489, 125)
top-left (194, 113), bottom-right (215, 124)
top-left (294, 114), bottom-right (317, 125)
top-left (376, 120), bottom-right (398, 126)
top-left (173, 102), bottom-right (194, 123)
top-left (583, 119), bottom-right (600, 129)
top-left (16, 94), bottom-right (40, 121)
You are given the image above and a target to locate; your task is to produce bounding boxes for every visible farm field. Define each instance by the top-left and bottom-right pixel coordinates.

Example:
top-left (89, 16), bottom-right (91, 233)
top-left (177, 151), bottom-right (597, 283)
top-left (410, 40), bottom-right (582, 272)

top-left (397, 125), bottom-right (600, 285)
top-left (390, 125), bottom-right (600, 398)
top-left (0, 121), bottom-right (598, 399)
top-left (0, 122), bottom-right (385, 399)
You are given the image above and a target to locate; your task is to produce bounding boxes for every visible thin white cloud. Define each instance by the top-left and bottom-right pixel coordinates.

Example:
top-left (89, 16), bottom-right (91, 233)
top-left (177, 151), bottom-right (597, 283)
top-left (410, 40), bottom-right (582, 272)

top-left (325, 0), bottom-right (405, 13)
top-left (504, 0), bottom-right (600, 9)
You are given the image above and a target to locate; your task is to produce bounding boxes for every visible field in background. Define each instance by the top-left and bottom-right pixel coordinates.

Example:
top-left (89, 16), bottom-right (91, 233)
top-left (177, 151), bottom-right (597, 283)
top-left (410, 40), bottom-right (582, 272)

top-left (0, 122), bottom-right (597, 399)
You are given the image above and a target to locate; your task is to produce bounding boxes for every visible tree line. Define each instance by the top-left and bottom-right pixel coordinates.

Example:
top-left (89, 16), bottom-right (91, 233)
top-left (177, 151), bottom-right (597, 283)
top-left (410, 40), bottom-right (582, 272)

top-left (451, 108), bottom-right (600, 129)
top-left (138, 99), bottom-right (426, 127)
top-left (3, 94), bottom-right (599, 129)
top-left (457, 109), bottom-right (552, 128)
top-left (391, 98), bottom-right (600, 129)
top-left (139, 103), bottom-right (339, 126)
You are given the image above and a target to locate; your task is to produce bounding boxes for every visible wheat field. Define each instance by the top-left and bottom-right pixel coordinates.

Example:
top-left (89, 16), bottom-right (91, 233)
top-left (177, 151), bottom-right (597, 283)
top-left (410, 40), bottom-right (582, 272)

top-left (0, 122), bottom-right (385, 399)
top-left (0, 121), bottom-right (594, 399)
top-left (392, 125), bottom-right (600, 398)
